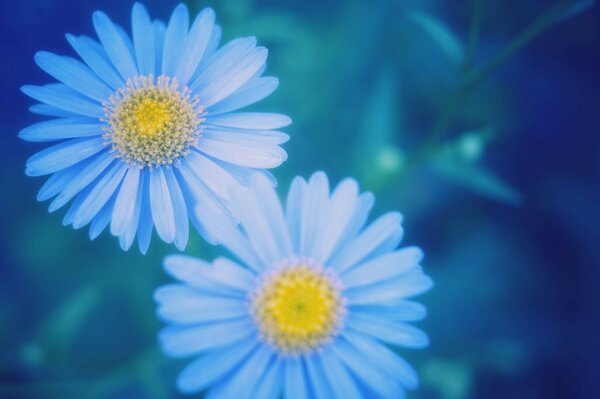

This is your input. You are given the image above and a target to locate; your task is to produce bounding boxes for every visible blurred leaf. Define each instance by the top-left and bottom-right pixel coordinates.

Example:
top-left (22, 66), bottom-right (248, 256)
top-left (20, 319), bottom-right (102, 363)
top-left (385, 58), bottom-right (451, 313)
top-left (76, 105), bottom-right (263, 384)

top-left (432, 148), bottom-right (523, 205)
top-left (37, 284), bottom-right (100, 357)
top-left (421, 358), bottom-right (473, 399)
top-left (407, 10), bottom-right (465, 66)
top-left (355, 69), bottom-right (404, 187)
top-left (557, 0), bottom-right (595, 22)
top-left (455, 126), bottom-right (494, 162)
top-left (466, 0), bottom-right (594, 88)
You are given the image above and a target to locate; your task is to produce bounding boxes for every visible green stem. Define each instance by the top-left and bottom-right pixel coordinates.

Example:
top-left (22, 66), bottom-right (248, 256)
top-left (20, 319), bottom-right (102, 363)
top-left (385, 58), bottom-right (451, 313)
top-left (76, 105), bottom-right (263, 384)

top-left (464, 0), bottom-right (485, 73)
top-left (404, 0), bottom-right (579, 173)
top-left (465, 0), bottom-right (576, 88)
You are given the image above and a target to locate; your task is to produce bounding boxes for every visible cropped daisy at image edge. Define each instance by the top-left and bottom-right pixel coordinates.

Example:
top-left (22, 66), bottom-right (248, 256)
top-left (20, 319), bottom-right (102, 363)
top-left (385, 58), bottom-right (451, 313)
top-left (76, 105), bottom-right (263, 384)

top-left (155, 172), bottom-right (433, 398)
top-left (19, 2), bottom-right (290, 253)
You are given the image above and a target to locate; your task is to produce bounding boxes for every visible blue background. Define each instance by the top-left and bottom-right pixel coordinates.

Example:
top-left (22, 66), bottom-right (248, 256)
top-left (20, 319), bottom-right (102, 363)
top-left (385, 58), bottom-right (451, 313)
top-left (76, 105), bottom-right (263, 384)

top-left (0, 0), bottom-right (598, 398)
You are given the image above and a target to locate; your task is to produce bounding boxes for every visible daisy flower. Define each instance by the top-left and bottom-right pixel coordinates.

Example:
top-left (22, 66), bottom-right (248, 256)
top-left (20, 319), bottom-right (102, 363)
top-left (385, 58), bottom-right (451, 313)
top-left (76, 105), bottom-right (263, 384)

top-left (19, 3), bottom-right (290, 252)
top-left (155, 172), bottom-right (433, 398)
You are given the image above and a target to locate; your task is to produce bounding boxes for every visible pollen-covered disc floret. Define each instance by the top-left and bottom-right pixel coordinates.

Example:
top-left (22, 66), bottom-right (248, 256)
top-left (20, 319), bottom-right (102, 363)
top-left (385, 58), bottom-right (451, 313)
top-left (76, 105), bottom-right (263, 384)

top-left (103, 75), bottom-right (205, 167)
top-left (251, 259), bottom-right (346, 354)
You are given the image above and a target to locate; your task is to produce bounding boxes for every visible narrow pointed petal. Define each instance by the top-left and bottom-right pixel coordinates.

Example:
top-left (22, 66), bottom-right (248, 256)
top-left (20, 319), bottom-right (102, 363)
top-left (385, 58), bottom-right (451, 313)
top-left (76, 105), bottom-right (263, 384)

top-left (110, 167), bottom-right (141, 236)
top-left (49, 151), bottom-right (115, 212)
top-left (25, 137), bottom-right (105, 176)
top-left (164, 167), bottom-right (189, 250)
top-left (19, 118), bottom-right (103, 142)
top-left (285, 357), bottom-right (310, 399)
top-left (162, 4), bottom-right (189, 77)
top-left (206, 112), bottom-right (291, 130)
top-left (66, 34), bottom-right (124, 90)
top-left (208, 77), bottom-right (279, 115)
top-left (175, 7), bottom-right (215, 84)
top-left (176, 338), bottom-right (257, 394)
top-left (92, 11), bottom-right (138, 79)
top-left (330, 211), bottom-right (404, 273)
top-left (131, 3), bottom-right (155, 76)
top-left (21, 84), bottom-right (104, 118)
top-left (149, 167), bottom-right (176, 243)
top-left (34, 51), bottom-right (113, 102)
top-left (204, 345), bottom-right (274, 399)
top-left (71, 162), bottom-right (127, 228)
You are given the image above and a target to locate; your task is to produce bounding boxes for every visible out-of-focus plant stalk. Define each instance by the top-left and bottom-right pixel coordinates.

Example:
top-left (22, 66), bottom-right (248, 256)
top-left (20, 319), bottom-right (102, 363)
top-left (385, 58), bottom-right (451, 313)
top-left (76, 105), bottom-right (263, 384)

top-left (465, 0), bottom-right (581, 88)
top-left (464, 0), bottom-right (485, 73)
top-left (403, 0), bottom-right (587, 175)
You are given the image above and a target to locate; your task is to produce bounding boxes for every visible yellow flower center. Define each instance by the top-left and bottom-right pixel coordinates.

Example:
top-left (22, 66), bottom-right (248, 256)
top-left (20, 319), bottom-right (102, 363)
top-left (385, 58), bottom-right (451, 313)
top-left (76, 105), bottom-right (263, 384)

top-left (103, 75), bottom-right (204, 167)
top-left (251, 263), bottom-right (345, 354)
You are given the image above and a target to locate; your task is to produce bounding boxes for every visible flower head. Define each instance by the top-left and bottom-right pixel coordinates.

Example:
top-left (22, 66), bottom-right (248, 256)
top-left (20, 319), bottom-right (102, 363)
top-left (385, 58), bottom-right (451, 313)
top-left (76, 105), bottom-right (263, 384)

top-left (155, 172), bottom-right (433, 398)
top-left (19, 3), bottom-right (290, 252)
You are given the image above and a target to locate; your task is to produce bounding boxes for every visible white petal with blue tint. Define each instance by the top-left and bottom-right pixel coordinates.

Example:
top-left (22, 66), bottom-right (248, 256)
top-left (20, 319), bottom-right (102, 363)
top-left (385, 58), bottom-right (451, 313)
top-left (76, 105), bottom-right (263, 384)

top-left (118, 173), bottom-right (144, 251)
top-left (190, 37), bottom-right (256, 92)
top-left (346, 269), bottom-right (434, 306)
top-left (285, 176), bottom-right (307, 252)
top-left (183, 151), bottom-right (239, 206)
top-left (202, 127), bottom-right (290, 146)
top-left (29, 103), bottom-right (77, 118)
top-left (131, 3), bottom-right (155, 76)
top-left (19, 118), bottom-right (103, 142)
top-left (330, 191), bottom-right (375, 258)
top-left (305, 355), bottom-right (336, 399)
top-left (34, 52), bottom-right (113, 102)
top-left (71, 162), bottom-right (127, 228)
top-left (175, 7), bottom-right (215, 84)
top-left (62, 184), bottom-right (93, 227)
top-left (208, 76), bottom-right (279, 115)
top-left (175, 165), bottom-right (231, 245)
top-left (344, 331), bottom-right (419, 389)
top-left (155, 285), bottom-right (247, 324)
top-left (204, 345), bottom-right (273, 399)
top-left (201, 47), bottom-right (268, 107)
top-left (177, 338), bottom-right (257, 394)
top-left (252, 356), bottom-right (282, 399)
top-left (89, 192), bottom-right (117, 240)
top-left (192, 196), bottom-right (262, 271)
top-left (206, 112), bottom-right (292, 130)
top-left (149, 168), bottom-right (176, 243)
top-left (196, 136), bottom-right (287, 168)
top-left (229, 173), bottom-right (292, 266)
top-left (110, 167), bottom-right (140, 236)
top-left (49, 151), bottom-right (115, 212)
top-left (161, 4), bottom-right (189, 77)
top-left (284, 357), bottom-right (310, 399)
top-left (164, 167), bottom-right (189, 250)
top-left (66, 34), bottom-right (124, 90)
top-left (136, 172), bottom-right (153, 254)
top-left (152, 21), bottom-right (166, 73)
top-left (350, 299), bottom-right (427, 322)
top-left (26, 137), bottom-right (105, 176)
top-left (21, 84), bottom-right (104, 118)
top-left (319, 349), bottom-right (362, 399)
top-left (330, 211), bottom-right (403, 273)
top-left (159, 318), bottom-right (254, 357)
top-left (312, 178), bottom-right (359, 263)
top-left (332, 338), bottom-right (406, 399)
top-left (194, 24), bottom-right (221, 74)
top-left (341, 247), bottom-right (423, 289)
top-left (346, 312), bottom-right (429, 348)
top-left (164, 254), bottom-right (254, 295)
top-left (92, 11), bottom-right (138, 79)
top-left (299, 172), bottom-right (330, 257)
top-left (37, 165), bottom-right (82, 201)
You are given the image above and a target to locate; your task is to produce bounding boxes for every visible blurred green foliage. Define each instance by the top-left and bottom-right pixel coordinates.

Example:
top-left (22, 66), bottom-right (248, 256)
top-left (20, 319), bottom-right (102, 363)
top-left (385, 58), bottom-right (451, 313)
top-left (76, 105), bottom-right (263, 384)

top-left (2, 0), bottom-right (595, 398)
